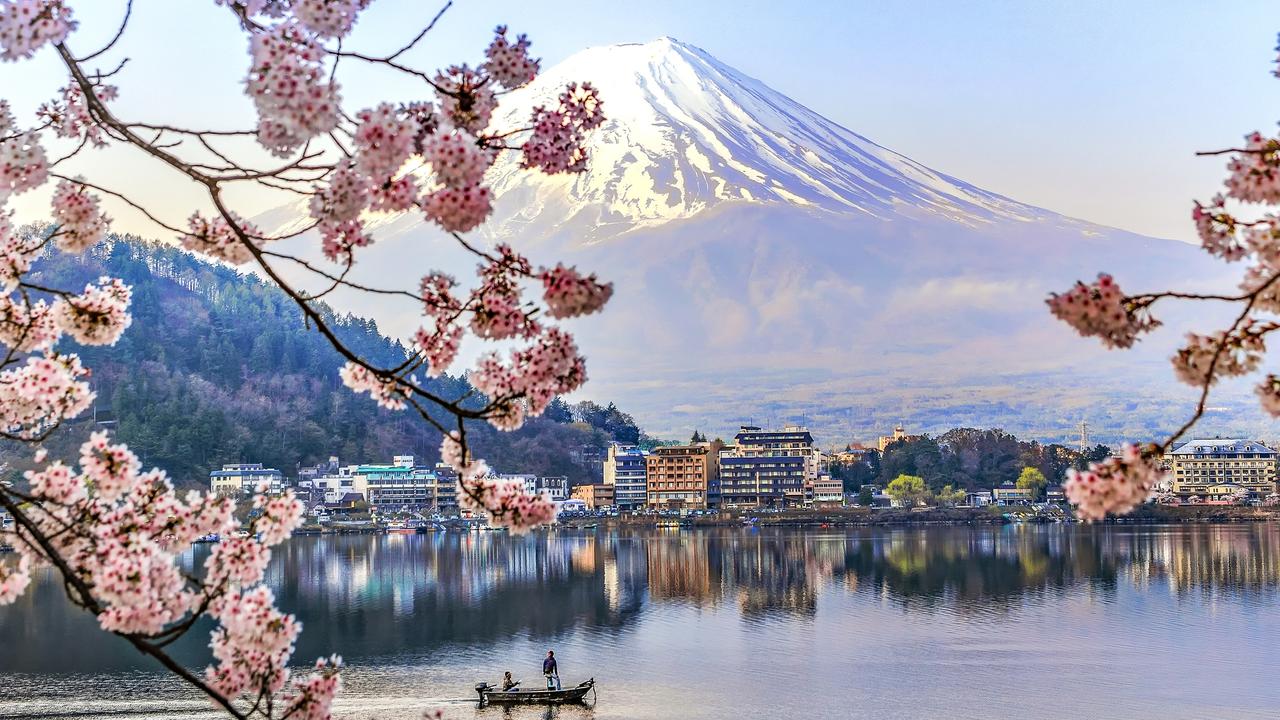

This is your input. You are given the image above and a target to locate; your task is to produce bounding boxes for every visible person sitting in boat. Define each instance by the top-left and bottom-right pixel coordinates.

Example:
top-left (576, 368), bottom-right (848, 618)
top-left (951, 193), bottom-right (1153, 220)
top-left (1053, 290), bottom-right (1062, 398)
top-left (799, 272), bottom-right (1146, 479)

top-left (543, 650), bottom-right (560, 690)
top-left (501, 671), bottom-right (519, 692)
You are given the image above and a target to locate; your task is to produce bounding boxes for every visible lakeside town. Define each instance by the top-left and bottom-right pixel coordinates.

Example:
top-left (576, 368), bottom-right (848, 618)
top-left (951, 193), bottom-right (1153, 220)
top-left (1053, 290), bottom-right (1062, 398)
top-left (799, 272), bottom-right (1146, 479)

top-left (180, 424), bottom-right (1280, 530)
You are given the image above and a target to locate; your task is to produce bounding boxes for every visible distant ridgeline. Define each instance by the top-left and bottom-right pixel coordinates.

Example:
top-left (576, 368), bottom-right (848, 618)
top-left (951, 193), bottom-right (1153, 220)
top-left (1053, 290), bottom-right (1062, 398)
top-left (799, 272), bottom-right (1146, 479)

top-left (6, 235), bottom-right (645, 488)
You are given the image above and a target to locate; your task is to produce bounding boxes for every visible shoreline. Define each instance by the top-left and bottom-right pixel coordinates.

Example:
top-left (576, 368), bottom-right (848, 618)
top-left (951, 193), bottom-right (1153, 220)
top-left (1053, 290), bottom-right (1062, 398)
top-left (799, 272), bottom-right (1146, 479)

top-left (281, 505), bottom-right (1280, 536)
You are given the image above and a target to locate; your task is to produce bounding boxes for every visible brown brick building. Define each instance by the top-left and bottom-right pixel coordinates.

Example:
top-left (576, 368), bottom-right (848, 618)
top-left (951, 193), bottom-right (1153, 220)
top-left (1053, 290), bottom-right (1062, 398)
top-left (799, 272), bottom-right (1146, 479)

top-left (646, 443), bottom-right (718, 510)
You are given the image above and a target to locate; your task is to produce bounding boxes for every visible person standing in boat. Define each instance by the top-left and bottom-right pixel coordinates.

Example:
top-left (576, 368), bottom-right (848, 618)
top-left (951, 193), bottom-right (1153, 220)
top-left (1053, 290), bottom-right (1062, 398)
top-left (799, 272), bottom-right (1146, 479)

top-left (543, 650), bottom-right (560, 690)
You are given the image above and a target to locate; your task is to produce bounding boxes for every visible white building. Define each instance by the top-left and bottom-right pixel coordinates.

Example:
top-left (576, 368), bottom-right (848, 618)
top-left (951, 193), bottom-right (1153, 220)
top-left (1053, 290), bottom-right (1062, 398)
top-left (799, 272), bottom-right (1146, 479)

top-left (604, 443), bottom-right (648, 509)
top-left (209, 463), bottom-right (284, 497)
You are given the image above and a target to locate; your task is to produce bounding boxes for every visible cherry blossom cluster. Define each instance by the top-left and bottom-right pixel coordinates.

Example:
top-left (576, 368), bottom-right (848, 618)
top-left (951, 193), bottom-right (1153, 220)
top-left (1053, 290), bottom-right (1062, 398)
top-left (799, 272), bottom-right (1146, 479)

top-left (1, 429), bottom-right (335, 713)
top-left (1063, 443), bottom-right (1164, 521)
top-left (412, 317), bottom-right (461, 378)
top-left (483, 26), bottom-right (539, 89)
top-left (0, 128), bottom-right (47, 197)
top-left (0, 0), bottom-right (74, 62)
top-left (1193, 195), bottom-right (1248, 261)
top-left (522, 83), bottom-right (606, 174)
top-left (0, 552), bottom-right (30, 603)
top-left (1170, 319), bottom-right (1273, 387)
top-left (540, 263), bottom-right (613, 319)
top-left (338, 361), bottom-right (408, 409)
top-left (1225, 132), bottom-right (1280, 204)
top-left (1257, 373), bottom-right (1280, 417)
top-left (56, 277), bottom-right (132, 346)
top-left (38, 81), bottom-right (116, 148)
top-left (181, 212), bottom-right (263, 266)
top-left (0, 353), bottom-right (91, 438)
top-left (1046, 273), bottom-right (1158, 349)
top-left (292, 0), bottom-right (369, 38)
top-left (50, 179), bottom-right (110, 252)
top-left (0, 295), bottom-right (59, 351)
top-left (434, 64), bottom-right (495, 135)
top-left (441, 433), bottom-right (556, 532)
top-left (247, 22), bottom-right (339, 156)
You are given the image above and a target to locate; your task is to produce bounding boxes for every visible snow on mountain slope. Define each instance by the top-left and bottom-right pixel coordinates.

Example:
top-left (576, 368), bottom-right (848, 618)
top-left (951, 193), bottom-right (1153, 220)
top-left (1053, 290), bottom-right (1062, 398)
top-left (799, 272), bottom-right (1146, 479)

top-left (479, 37), bottom-right (1057, 243)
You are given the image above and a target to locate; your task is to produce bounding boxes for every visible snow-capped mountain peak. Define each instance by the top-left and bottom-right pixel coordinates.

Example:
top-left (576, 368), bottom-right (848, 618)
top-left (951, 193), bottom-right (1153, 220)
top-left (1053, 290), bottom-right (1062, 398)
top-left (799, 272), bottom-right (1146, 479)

top-left (482, 37), bottom-right (1047, 242)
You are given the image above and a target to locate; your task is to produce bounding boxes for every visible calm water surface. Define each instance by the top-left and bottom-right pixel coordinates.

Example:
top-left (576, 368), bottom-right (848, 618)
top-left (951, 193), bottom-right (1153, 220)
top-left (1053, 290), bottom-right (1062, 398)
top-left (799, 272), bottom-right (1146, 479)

top-left (3, 524), bottom-right (1280, 719)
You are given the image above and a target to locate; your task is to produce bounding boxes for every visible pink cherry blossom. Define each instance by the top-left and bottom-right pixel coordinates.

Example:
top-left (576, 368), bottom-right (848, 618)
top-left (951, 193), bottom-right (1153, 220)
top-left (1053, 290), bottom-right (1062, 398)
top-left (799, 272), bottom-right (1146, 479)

top-left (0, 130), bottom-right (47, 197)
top-left (181, 212), bottom-right (262, 265)
top-left (206, 585), bottom-right (299, 699)
top-left (1192, 196), bottom-right (1246, 261)
top-left (439, 432), bottom-right (556, 532)
top-left (1047, 273), bottom-right (1158, 349)
top-left (253, 490), bottom-right (305, 546)
top-left (424, 129), bottom-right (494, 189)
top-left (291, 0), bottom-right (369, 39)
top-left (0, 553), bottom-right (30, 604)
top-left (38, 82), bottom-right (116, 147)
top-left (434, 65), bottom-right (495, 134)
top-left (56, 277), bottom-right (132, 346)
top-left (281, 655), bottom-right (344, 720)
top-left (413, 318), bottom-right (462, 377)
top-left (0, 296), bottom-right (62, 352)
top-left (539, 263), bottom-right (613, 319)
top-left (0, 353), bottom-right (93, 437)
top-left (1171, 320), bottom-right (1269, 387)
top-left (51, 180), bottom-right (110, 252)
top-left (338, 361), bottom-right (407, 409)
top-left (247, 22), bottom-right (340, 156)
top-left (1225, 132), bottom-right (1280, 204)
top-left (483, 26), bottom-right (539, 90)
top-left (77, 430), bottom-right (141, 501)
top-left (353, 103), bottom-right (419, 181)
top-left (422, 183), bottom-right (492, 233)
top-left (1257, 374), bottom-right (1280, 417)
top-left (1064, 443), bottom-right (1163, 521)
top-left (521, 83), bottom-right (605, 174)
top-left (369, 174), bottom-right (418, 213)
top-left (0, 0), bottom-right (76, 62)
top-left (0, 210), bottom-right (40, 292)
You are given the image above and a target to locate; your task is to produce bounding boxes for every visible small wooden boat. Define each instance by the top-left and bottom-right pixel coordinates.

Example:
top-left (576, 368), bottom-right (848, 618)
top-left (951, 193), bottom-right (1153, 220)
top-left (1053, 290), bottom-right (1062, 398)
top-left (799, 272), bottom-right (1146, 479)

top-left (475, 678), bottom-right (595, 705)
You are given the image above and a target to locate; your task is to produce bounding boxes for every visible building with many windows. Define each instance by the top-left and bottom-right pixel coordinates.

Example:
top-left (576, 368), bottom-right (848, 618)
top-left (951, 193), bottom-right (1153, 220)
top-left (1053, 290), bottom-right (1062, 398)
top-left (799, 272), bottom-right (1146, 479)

top-left (1167, 439), bottom-right (1278, 500)
top-left (571, 483), bottom-right (615, 509)
top-left (434, 463), bottom-right (459, 515)
top-left (604, 443), bottom-right (648, 509)
top-left (352, 456), bottom-right (437, 509)
top-left (718, 425), bottom-right (820, 508)
top-left (812, 475), bottom-right (844, 507)
top-left (209, 463), bottom-right (284, 497)
top-left (646, 443), bottom-right (718, 510)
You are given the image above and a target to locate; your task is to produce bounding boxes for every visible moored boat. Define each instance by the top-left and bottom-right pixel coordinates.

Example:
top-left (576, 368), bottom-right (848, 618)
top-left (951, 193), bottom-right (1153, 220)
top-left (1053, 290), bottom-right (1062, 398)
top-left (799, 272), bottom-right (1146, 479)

top-left (475, 678), bottom-right (595, 705)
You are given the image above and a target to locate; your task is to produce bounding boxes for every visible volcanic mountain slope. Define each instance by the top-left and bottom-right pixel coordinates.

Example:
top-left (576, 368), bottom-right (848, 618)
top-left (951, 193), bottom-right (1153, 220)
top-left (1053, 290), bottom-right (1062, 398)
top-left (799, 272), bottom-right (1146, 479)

top-left (263, 38), bottom-right (1251, 443)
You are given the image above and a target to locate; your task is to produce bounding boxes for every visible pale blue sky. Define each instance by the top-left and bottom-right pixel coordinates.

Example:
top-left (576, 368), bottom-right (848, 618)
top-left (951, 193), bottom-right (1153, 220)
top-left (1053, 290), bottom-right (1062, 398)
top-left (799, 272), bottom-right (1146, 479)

top-left (3, 0), bottom-right (1279, 241)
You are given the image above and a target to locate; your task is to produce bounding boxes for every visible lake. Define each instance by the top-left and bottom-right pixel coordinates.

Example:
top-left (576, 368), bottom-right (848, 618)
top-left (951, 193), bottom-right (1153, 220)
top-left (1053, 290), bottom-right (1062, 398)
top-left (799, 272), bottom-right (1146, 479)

top-left (3, 524), bottom-right (1280, 719)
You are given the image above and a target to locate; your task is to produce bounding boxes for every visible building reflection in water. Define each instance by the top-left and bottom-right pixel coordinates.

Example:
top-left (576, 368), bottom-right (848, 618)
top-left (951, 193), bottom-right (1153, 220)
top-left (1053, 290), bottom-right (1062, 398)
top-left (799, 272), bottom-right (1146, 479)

top-left (5, 523), bottom-right (1280, 674)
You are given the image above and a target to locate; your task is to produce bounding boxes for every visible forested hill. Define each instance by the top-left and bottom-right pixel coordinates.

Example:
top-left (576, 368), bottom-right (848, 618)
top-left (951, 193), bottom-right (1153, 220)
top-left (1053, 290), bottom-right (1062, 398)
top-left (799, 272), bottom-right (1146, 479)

top-left (16, 237), bottom-right (642, 488)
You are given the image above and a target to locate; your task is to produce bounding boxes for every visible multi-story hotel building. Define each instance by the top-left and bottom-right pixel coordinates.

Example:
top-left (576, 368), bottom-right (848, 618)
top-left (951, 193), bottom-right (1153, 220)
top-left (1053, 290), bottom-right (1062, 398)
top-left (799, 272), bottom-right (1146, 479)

top-left (646, 443), bottom-right (718, 510)
top-left (352, 455), bottom-right (436, 508)
top-left (209, 463), bottom-right (284, 497)
top-left (604, 443), bottom-right (648, 509)
top-left (718, 425), bottom-right (820, 508)
top-left (1167, 439), bottom-right (1278, 499)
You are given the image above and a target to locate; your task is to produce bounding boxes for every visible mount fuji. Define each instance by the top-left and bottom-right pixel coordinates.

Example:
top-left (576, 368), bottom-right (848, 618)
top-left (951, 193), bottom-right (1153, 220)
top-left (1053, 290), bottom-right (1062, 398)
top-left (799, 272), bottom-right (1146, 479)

top-left (262, 38), bottom-right (1252, 443)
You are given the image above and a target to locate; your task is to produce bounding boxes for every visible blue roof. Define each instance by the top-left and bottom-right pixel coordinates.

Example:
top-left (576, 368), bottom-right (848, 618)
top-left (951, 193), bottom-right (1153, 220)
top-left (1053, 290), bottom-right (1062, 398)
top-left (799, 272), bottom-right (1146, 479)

top-left (1169, 439), bottom-right (1276, 456)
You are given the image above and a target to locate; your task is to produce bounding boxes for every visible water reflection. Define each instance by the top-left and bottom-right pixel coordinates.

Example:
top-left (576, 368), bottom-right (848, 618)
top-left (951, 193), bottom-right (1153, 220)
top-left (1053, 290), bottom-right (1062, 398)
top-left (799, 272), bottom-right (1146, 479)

top-left (4, 524), bottom-right (1280, 718)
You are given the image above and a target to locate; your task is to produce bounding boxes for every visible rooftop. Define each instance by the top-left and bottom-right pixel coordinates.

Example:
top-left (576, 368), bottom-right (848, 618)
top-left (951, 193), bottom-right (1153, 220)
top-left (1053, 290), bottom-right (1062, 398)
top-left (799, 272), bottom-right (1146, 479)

top-left (1168, 439), bottom-right (1276, 455)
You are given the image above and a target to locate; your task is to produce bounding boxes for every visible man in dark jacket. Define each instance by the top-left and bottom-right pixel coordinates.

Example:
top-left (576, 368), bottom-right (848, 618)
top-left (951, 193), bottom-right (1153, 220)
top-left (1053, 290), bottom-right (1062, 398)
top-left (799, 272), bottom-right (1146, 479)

top-left (543, 650), bottom-right (560, 690)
